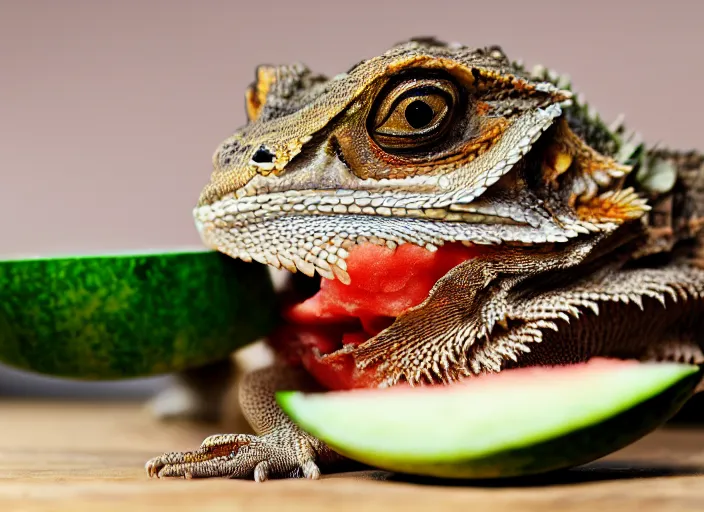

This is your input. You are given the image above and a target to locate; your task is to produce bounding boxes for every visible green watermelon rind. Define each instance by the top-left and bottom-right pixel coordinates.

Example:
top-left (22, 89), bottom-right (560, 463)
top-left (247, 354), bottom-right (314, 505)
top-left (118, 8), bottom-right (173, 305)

top-left (277, 362), bottom-right (702, 479)
top-left (0, 249), bottom-right (276, 379)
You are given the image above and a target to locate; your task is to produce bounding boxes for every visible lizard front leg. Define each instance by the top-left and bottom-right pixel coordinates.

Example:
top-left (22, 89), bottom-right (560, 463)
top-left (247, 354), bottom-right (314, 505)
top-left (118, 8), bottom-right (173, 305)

top-left (356, 250), bottom-right (704, 385)
top-left (354, 233), bottom-right (616, 384)
top-left (145, 362), bottom-right (346, 481)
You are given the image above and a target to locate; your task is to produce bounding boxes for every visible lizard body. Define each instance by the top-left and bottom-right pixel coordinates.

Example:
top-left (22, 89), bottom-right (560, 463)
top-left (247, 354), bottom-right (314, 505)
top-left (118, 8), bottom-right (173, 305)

top-left (146, 38), bottom-right (704, 481)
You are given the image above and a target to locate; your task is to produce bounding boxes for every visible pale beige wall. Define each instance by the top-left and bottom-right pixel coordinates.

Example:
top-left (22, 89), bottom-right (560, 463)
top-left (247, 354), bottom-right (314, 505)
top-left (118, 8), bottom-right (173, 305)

top-left (1, 0), bottom-right (702, 395)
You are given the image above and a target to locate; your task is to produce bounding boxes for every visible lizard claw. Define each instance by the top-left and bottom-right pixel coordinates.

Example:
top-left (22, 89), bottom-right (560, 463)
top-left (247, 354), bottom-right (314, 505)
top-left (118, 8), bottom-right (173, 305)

top-left (145, 433), bottom-right (322, 481)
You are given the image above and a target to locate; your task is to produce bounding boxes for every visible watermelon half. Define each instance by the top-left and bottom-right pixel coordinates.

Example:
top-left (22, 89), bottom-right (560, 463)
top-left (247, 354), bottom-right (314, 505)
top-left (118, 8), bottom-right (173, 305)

top-left (0, 249), bottom-right (276, 379)
top-left (278, 359), bottom-right (702, 479)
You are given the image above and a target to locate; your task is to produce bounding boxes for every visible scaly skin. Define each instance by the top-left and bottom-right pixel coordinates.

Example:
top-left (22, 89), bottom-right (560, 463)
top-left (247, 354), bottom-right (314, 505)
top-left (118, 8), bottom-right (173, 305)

top-left (146, 38), bottom-right (704, 481)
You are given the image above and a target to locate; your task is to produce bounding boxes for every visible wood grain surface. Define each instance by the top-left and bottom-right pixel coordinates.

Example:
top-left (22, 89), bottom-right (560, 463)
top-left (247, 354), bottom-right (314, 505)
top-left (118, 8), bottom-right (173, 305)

top-left (0, 400), bottom-right (703, 511)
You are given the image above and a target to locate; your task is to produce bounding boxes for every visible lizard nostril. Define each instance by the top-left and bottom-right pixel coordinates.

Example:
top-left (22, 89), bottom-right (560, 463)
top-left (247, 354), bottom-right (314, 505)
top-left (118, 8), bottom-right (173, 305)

top-left (252, 145), bottom-right (276, 164)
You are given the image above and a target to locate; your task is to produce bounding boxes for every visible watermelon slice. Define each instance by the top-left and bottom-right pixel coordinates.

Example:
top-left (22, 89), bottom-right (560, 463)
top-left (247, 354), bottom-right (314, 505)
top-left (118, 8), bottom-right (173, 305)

top-left (0, 249), bottom-right (276, 379)
top-left (277, 359), bottom-right (702, 479)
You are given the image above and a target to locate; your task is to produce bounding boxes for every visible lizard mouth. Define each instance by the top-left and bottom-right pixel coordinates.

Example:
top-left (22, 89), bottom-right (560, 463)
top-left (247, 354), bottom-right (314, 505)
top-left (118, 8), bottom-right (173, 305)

top-left (270, 241), bottom-right (486, 390)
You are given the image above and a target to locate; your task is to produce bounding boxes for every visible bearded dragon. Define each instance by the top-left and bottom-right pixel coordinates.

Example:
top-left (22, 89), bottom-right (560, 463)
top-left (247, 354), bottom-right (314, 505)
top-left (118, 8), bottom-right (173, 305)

top-left (145, 38), bottom-right (704, 481)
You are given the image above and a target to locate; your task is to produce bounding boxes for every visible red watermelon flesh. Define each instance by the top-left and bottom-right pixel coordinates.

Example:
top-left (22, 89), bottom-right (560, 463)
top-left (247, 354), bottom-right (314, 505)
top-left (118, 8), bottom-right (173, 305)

top-left (273, 242), bottom-right (484, 389)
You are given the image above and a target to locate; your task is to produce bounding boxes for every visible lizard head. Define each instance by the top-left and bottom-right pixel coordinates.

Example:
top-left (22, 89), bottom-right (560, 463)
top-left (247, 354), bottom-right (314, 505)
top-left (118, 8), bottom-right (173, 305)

top-left (193, 38), bottom-right (655, 388)
top-left (194, 38), bottom-right (646, 284)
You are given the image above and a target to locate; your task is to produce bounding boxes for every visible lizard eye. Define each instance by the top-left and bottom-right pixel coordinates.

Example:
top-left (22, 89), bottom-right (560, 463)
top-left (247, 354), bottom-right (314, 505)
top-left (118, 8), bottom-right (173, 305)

top-left (370, 77), bottom-right (459, 151)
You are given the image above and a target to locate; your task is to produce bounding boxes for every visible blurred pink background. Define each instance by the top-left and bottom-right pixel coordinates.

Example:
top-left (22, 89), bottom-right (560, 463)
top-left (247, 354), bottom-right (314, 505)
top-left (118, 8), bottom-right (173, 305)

top-left (1, 0), bottom-right (703, 395)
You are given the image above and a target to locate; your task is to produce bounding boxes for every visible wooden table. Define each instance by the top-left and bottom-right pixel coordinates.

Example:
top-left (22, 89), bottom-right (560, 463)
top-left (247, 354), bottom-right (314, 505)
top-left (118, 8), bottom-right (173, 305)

top-left (0, 400), bottom-right (703, 511)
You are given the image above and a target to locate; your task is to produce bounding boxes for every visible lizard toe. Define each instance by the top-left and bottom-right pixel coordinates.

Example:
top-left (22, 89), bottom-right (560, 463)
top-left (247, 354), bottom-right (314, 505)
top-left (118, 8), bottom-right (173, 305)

top-left (253, 460), bottom-right (270, 482)
top-left (301, 459), bottom-right (321, 480)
